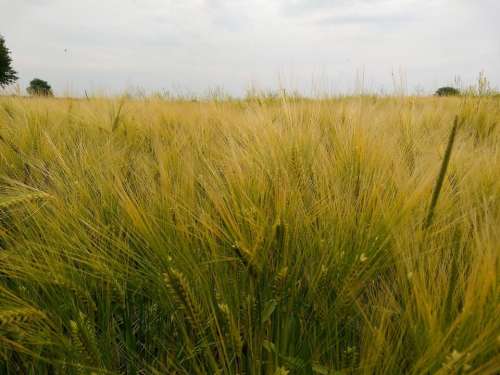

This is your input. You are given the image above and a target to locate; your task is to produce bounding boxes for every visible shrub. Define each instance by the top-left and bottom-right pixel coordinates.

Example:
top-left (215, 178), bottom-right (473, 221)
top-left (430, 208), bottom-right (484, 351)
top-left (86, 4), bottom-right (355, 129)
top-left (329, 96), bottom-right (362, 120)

top-left (435, 86), bottom-right (460, 97)
top-left (27, 78), bottom-right (53, 96)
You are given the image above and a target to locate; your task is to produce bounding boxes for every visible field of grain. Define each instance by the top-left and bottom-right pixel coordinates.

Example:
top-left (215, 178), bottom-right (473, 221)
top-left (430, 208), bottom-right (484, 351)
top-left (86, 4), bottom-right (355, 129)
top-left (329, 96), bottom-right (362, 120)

top-left (0, 95), bottom-right (499, 374)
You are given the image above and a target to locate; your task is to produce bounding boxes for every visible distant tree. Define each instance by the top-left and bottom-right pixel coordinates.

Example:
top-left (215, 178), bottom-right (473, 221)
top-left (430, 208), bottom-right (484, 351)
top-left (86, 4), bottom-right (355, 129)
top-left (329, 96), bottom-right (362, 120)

top-left (0, 35), bottom-right (18, 88)
top-left (27, 78), bottom-right (53, 96)
top-left (435, 86), bottom-right (460, 97)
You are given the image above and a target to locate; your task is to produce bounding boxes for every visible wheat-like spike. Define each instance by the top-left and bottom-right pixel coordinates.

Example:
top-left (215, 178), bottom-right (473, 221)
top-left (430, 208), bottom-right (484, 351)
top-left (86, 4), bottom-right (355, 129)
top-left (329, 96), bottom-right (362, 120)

top-left (78, 311), bottom-right (101, 366)
top-left (311, 265), bottom-right (332, 321)
top-left (341, 345), bottom-right (359, 370)
top-left (273, 266), bottom-right (288, 302)
top-left (0, 134), bottom-right (22, 155)
top-left (233, 323), bottom-right (243, 359)
top-left (164, 268), bottom-right (203, 334)
top-left (0, 191), bottom-right (50, 210)
top-left (231, 243), bottom-right (259, 278)
top-left (69, 320), bottom-right (92, 369)
top-left (68, 311), bottom-right (104, 372)
top-left (217, 301), bottom-right (243, 357)
top-left (0, 308), bottom-right (41, 327)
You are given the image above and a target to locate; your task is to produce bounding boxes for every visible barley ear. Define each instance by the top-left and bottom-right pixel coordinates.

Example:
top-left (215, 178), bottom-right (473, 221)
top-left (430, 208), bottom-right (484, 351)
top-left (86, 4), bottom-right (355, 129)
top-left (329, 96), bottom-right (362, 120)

top-left (164, 268), bottom-right (203, 335)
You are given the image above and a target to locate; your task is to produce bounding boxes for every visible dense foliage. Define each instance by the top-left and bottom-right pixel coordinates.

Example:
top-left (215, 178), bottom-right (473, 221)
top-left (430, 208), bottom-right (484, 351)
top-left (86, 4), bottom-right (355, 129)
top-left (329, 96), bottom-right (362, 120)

top-left (27, 78), bottom-right (53, 96)
top-left (0, 36), bottom-right (17, 88)
top-left (0, 96), bottom-right (499, 374)
top-left (435, 87), bottom-right (460, 97)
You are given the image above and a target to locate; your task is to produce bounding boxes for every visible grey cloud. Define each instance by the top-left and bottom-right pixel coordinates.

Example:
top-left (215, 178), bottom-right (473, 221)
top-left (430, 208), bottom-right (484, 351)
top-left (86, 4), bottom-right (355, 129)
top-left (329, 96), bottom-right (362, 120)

top-left (18, 0), bottom-right (55, 4)
top-left (283, 0), bottom-right (375, 15)
top-left (0, 0), bottom-right (498, 96)
top-left (283, 0), bottom-right (422, 34)
top-left (316, 13), bottom-right (417, 27)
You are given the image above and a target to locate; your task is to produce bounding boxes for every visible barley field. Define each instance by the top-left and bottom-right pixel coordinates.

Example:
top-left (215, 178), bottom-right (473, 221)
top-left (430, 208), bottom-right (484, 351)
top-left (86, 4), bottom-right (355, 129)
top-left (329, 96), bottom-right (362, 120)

top-left (0, 95), bottom-right (499, 374)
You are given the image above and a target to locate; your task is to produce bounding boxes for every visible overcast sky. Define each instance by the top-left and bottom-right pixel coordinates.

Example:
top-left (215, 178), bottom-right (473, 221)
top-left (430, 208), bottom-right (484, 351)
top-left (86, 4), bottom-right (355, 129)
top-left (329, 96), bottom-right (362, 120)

top-left (1, 0), bottom-right (499, 96)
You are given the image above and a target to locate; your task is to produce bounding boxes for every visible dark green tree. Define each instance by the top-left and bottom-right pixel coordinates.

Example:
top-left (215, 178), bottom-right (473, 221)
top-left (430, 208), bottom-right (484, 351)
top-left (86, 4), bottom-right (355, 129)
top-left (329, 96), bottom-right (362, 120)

top-left (27, 78), bottom-right (53, 96)
top-left (435, 86), bottom-right (460, 97)
top-left (0, 35), bottom-right (18, 88)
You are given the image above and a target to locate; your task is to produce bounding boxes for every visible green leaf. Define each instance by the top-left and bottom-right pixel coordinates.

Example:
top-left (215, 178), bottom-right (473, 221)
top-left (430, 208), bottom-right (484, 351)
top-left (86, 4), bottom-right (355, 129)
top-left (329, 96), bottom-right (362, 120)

top-left (262, 299), bottom-right (278, 323)
top-left (312, 363), bottom-right (343, 374)
top-left (263, 339), bottom-right (276, 354)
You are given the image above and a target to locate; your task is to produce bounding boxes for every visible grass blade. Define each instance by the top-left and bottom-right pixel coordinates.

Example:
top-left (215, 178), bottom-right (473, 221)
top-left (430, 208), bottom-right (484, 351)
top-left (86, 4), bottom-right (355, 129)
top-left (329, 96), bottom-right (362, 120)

top-left (424, 116), bottom-right (459, 229)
